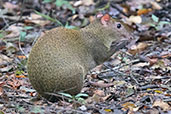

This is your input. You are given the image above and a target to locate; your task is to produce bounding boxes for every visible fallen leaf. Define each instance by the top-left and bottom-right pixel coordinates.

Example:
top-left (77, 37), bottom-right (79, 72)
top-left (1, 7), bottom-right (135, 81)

top-left (30, 13), bottom-right (42, 20)
top-left (17, 55), bottom-right (26, 59)
top-left (122, 102), bottom-right (136, 111)
top-left (150, 1), bottom-right (162, 10)
top-left (73, 1), bottom-right (83, 7)
top-left (15, 75), bottom-right (26, 78)
top-left (104, 109), bottom-right (112, 112)
top-left (25, 19), bottom-right (51, 27)
top-left (0, 65), bottom-right (13, 72)
top-left (148, 58), bottom-right (158, 66)
top-left (132, 62), bottom-right (149, 68)
top-left (79, 105), bottom-right (87, 111)
top-left (5, 42), bottom-right (18, 55)
top-left (93, 90), bottom-right (105, 97)
top-left (0, 54), bottom-right (13, 65)
top-left (128, 15), bottom-right (142, 24)
top-left (91, 94), bottom-right (102, 103)
top-left (151, 60), bottom-right (171, 71)
top-left (5, 25), bottom-right (21, 38)
top-left (7, 78), bottom-right (22, 89)
top-left (90, 81), bottom-right (113, 88)
top-left (137, 8), bottom-right (152, 15)
top-left (128, 42), bottom-right (148, 55)
top-left (153, 100), bottom-right (171, 111)
top-left (113, 80), bottom-right (126, 87)
top-left (3, 2), bottom-right (19, 13)
top-left (0, 86), bottom-right (4, 96)
top-left (82, 0), bottom-right (95, 6)
top-left (154, 90), bottom-right (163, 94)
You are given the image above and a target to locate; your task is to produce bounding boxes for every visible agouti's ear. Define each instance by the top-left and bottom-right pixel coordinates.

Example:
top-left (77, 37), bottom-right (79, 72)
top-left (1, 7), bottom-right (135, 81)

top-left (100, 14), bottom-right (110, 26)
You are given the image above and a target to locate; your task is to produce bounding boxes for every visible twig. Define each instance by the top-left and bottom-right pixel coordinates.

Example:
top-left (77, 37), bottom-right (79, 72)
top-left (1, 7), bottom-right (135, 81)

top-left (139, 85), bottom-right (159, 90)
top-left (129, 59), bottom-right (140, 85)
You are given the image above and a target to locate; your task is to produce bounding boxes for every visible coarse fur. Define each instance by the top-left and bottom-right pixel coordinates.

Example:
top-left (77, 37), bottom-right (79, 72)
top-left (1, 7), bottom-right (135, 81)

top-left (27, 15), bottom-right (133, 101)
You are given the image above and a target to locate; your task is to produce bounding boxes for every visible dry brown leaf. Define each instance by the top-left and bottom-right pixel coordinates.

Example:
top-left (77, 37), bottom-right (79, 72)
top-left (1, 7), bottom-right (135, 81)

top-left (150, 1), bottom-right (162, 10)
top-left (148, 58), bottom-right (158, 66)
top-left (137, 8), bottom-right (152, 15)
top-left (91, 64), bottom-right (103, 72)
top-left (153, 100), bottom-right (171, 111)
top-left (72, 14), bottom-right (78, 20)
top-left (30, 13), bottom-right (42, 20)
top-left (113, 80), bottom-right (126, 87)
top-left (5, 25), bottom-right (22, 38)
top-left (5, 42), bottom-right (18, 55)
top-left (132, 62), bottom-right (149, 68)
top-left (7, 78), bottom-right (22, 89)
top-left (91, 94), bottom-right (102, 103)
top-left (90, 80), bottom-right (113, 88)
top-left (128, 42), bottom-right (148, 55)
top-left (0, 82), bottom-right (6, 96)
top-left (82, 0), bottom-right (95, 6)
top-left (27, 19), bottom-right (51, 27)
top-left (122, 102), bottom-right (136, 111)
top-left (25, 13), bottom-right (51, 26)
top-left (73, 1), bottom-right (83, 7)
top-left (101, 94), bottom-right (111, 101)
top-left (15, 75), bottom-right (26, 78)
top-left (90, 73), bottom-right (98, 79)
top-left (128, 15), bottom-right (142, 24)
top-left (0, 54), bottom-right (13, 65)
top-left (151, 59), bottom-right (171, 71)
top-left (0, 87), bottom-right (4, 96)
top-left (17, 55), bottom-right (26, 59)
top-left (161, 53), bottom-right (171, 58)
top-left (3, 2), bottom-right (19, 12)
top-left (93, 90), bottom-right (105, 97)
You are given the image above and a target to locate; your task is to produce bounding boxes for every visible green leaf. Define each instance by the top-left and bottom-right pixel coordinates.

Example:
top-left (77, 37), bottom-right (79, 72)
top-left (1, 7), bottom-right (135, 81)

top-left (55, 0), bottom-right (75, 14)
top-left (17, 106), bottom-right (25, 112)
top-left (75, 93), bottom-right (89, 98)
top-left (158, 21), bottom-right (171, 26)
top-left (15, 70), bottom-right (25, 75)
top-left (152, 14), bottom-right (159, 23)
top-left (0, 33), bottom-right (4, 39)
top-left (76, 97), bottom-right (85, 103)
top-left (24, 26), bottom-right (33, 30)
top-left (0, 110), bottom-right (4, 114)
top-left (31, 106), bottom-right (44, 114)
top-left (65, 22), bottom-right (77, 29)
top-left (43, 0), bottom-right (53, 3)
top-left (55, 0), bottom-right (67, 7)
top-left (68, 99), bottom-right (73, 102)
top-left (20, 31), bottom-right (26, 41)
top-left (65, 3), bottom-right (76, 14)
top-left (58, 92), bottom-right (73, 98)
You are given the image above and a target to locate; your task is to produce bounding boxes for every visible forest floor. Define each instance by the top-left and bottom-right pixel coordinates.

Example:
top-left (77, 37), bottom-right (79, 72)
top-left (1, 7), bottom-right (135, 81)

top-left (0, 0), bottom-right (170, 113)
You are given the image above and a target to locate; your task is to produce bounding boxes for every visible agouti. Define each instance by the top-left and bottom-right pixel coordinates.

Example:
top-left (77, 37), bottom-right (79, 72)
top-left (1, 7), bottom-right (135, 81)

top-left (27, 14), bottom-right (133, 101)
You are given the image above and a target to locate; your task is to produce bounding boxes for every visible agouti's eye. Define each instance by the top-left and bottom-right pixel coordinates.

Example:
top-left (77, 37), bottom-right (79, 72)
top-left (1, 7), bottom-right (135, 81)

top-left (117, 23), bottom-right (122, 29)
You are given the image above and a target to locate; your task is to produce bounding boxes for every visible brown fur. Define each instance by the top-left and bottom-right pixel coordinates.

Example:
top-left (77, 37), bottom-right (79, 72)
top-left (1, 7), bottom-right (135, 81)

top-left (27, 17), bottom-right (133, 101)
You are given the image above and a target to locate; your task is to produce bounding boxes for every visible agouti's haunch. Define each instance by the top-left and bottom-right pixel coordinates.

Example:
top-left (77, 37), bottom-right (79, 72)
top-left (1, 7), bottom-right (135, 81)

top-left (27, 14), bottom-right (133, 101)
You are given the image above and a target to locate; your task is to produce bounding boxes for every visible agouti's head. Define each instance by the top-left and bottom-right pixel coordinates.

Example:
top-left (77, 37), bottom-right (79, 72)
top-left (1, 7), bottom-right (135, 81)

top-left (91, 14), bottom-right (133, 52)
top-left (81, 14), bottom-right (134, 65)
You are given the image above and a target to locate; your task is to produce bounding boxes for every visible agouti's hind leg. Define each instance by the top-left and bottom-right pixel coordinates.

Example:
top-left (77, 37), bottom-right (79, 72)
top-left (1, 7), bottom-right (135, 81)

top-left (59, 63), bottom-right (85, 94)
top-left (45, 63), bottom-right (85, 101)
